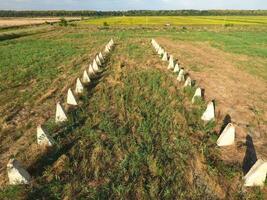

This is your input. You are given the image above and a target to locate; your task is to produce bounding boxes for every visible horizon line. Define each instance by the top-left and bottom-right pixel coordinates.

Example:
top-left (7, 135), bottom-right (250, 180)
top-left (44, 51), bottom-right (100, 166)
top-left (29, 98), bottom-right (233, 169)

top-left (1, 9), bottom-right (267, 12)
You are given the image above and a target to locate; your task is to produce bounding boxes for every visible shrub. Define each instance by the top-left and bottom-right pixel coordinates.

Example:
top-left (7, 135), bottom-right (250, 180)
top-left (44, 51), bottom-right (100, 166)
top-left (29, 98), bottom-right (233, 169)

top-left (59, 18), bottom-right (68, 27)
top-left (224, 23), bottom-right (234, 27)
top-left (103, 21), bottom-right (109, 27)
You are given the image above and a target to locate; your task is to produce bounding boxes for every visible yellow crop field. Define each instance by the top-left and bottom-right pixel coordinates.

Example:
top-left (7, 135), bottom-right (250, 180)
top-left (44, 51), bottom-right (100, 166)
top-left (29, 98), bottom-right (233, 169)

top-left (84, 16), bottom-right (267, 25)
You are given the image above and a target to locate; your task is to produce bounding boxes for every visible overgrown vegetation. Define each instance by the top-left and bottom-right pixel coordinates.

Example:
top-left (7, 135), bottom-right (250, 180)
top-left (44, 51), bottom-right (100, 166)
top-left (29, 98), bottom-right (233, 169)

top-left (59, 18), bottom-right (68, 26)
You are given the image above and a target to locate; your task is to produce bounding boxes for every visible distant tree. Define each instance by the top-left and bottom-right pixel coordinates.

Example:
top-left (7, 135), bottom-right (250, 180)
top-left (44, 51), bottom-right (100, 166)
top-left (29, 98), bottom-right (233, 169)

top-left (103, 21), bottom-right (109, 26)
top-left (59, 18), bottom-right (68, 26)
top-left (0, 10), bottom-right (267, 17)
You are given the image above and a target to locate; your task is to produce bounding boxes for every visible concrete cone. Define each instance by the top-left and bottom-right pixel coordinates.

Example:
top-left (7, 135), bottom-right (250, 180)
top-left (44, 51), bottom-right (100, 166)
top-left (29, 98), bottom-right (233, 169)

top-left (217, 123), bottom-right (235, 146)
top-left (55, 102), bottom-right (67, 123)
top-left (157, 47), bottom-right (160, 54)
top-left (173, 63), bottom-right (180, 73)
top-left (110, 39), bottom-right (114, 46)
top-left (177, 69), bottom-right (185, 82)
top-left (105, 46), bottom-right (110, 53)
top-left (7, 159), bottom-right (31, 185)
top-left (159, 48), bottom-right (164, 55)
top-left (157, 47), bottom-right (161, 54)
top-left (153, 42), bottom-right (158, 50)
top-left (184, 77), bottom-right (192, 87)
top-left (192, 88), bottom-right (202, 103)
top-left (168, 55), bottom-right (175, 69)
top-left (37, 125), bottom-right (54, 147)
top-left (75, 78), bottom-right (84, 94)
top-left (155, 45), bottom-right (160, 52)
top-left (82, 70), bottom-right (91, 84)
top-left (99, 52), bottom-right (104, 61)
top-left (92, 60), bottom-right (100, 72)
top-left (162, 52), bottom-right (168, 61)
top-left (96, 55), bottom-right (102, 66)
top-left (67, 88), bottom-right (78, 106)
top-left (88, 64), bottom-right (95, 77)
top-left (244, 159), bottom-right (267, 187)
top-left (201, 101), bottom-right (215, 121)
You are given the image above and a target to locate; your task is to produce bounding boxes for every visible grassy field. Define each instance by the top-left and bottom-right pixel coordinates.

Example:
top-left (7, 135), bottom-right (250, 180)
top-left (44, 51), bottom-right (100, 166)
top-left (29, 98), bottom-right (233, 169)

top-left (0, 20), bottom-right (266, 199)
top-left (84, 16), bottom-right (267, 25)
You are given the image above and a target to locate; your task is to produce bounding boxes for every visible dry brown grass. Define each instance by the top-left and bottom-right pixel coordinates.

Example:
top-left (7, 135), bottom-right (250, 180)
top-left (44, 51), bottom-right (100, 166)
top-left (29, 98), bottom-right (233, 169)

top-left (0, 17), bottom-right (80, 28)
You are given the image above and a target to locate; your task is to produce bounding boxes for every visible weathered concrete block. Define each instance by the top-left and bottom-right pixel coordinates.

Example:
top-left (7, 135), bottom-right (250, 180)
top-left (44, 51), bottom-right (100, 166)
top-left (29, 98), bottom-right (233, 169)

top-left (67, 88), bottom-right (78, 106)
top-left (7, 159), bottom-right (31, 185)
top-left (75, 78), bottom-right (84, 94)
top-left (55, 102), bottom-right (67, 123)
top-left (201, 101), bottom-right (215, 121)
top-left (217, 123), bottom-right (235, 146)
top-left (244, 159), bottom-right (267, 187)
top-left (37, 125), bottom-right (54, 147)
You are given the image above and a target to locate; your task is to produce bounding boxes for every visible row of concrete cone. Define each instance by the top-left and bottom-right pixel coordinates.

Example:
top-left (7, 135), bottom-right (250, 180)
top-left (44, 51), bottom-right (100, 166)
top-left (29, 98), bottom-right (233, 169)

top-left (7, 39), bottom-right (115, 185)
top-left (151, 39), bottom-right (267, 187)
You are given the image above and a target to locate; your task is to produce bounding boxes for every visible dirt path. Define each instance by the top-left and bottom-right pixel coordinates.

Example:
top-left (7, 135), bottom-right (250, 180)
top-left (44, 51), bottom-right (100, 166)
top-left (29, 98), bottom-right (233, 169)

top-left (156, 38), bottom-right (267, 160)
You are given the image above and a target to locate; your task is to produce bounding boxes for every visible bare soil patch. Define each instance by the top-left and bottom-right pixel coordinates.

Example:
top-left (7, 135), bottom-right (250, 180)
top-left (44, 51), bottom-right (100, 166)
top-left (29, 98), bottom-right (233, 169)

top-left (0, 17), bottom-right (79, 28)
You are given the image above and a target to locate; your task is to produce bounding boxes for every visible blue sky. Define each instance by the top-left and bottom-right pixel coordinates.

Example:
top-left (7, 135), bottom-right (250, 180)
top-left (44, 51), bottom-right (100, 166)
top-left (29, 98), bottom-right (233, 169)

top-left (0, 0), bottom-right (267, 11)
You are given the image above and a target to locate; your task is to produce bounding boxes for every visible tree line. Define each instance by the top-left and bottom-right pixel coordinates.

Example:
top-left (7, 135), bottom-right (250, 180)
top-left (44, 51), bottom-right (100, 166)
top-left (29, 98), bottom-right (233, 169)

top-left (0, 10), bottom-right (267, 17)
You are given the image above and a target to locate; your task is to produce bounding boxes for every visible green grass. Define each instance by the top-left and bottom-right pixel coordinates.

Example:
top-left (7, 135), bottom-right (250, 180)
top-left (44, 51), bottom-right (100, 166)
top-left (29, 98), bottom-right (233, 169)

top-left (0, 186), bottom-right (25, 200)
top-left (0, 23), bottom-right (266, 199)
top-left (23, 66), bottom-right (225, 199)
top-left (171, 31), bottom-right (267, 58)
top-left (97, 27), bottom-right (267, 79)
top-left (84, 16), bottom-right (267, 26)
top-left (0, 27), bottom-right (110, 119)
